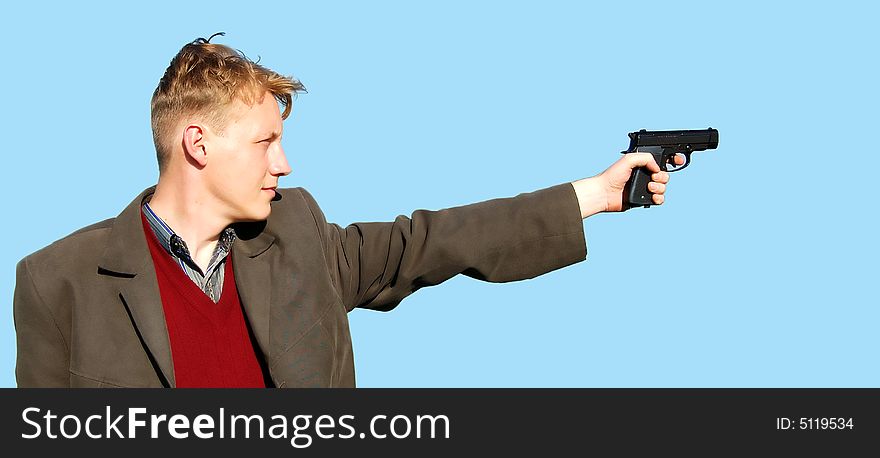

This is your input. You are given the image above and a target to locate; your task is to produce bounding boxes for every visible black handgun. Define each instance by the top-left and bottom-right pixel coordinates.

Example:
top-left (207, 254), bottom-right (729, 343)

top-left (621, 128), bottom-right (719, 208)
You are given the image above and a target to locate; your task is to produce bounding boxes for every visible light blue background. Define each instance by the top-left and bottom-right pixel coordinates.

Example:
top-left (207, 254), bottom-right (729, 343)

top-left (1, 1), bottom-right (876, 387)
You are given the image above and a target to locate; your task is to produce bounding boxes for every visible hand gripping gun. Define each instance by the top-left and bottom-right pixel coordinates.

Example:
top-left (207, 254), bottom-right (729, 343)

top-left (621, 128), bottom-right (719, 208)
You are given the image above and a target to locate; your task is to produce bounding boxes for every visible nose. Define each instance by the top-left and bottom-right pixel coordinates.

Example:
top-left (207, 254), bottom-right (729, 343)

top-left (269, 143), bottom-right (292, 177)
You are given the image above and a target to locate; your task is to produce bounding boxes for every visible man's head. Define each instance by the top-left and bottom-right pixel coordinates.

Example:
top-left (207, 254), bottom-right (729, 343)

top-left (150, 34), bottom-right (305, 221)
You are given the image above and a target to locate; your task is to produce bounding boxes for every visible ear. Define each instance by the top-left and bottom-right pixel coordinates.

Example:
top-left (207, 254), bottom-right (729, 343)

top-left (182, 124), bottom-right (208, 167)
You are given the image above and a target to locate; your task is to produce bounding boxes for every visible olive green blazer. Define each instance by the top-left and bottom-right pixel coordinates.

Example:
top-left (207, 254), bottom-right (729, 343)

top-left (13, 183), bottom-right (586, 387)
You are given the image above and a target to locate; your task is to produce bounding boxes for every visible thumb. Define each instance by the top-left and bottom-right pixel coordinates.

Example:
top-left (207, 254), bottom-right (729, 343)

top-left (625, 152), bottom-right (661, 173)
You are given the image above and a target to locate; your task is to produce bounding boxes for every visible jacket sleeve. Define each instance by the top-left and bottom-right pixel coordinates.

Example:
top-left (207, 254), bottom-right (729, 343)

top-left (13, 257), bottom-right (70, 387)
top-left (300, 183), bottom-right (587, 313)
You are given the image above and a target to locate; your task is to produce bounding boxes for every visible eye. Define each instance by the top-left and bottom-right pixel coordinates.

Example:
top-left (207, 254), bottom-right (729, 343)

top-left (256, 132), bottom-right (281, 144)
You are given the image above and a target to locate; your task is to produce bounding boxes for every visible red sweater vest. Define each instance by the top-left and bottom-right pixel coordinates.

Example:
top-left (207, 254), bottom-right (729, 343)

top-left (141, 211), bottom-right (266, 388)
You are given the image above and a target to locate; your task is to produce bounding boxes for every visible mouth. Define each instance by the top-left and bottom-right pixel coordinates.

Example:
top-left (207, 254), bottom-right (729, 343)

top-left (262, 187), bottom-right (281, 201)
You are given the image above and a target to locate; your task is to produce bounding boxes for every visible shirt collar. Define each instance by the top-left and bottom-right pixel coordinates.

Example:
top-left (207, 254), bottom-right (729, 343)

top-left (141, 202), bottom-right (236, 268)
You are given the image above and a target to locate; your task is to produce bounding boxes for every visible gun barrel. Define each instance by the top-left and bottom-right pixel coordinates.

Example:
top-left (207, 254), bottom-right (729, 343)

top-left (628, 128), bottom-right (719, 150)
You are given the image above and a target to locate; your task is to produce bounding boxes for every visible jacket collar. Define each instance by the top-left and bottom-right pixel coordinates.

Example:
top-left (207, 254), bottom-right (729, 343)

top-left (97, 185), bottom-right (278, 387)
top-left (98, 186), bottom-right (277, 274)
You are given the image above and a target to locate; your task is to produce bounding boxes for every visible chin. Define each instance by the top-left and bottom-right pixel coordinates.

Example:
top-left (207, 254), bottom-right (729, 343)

top-left (234, 206), bottom-right (272, 223)
top-left (245, 211), bottom-right (272, 222)
top-left (253, 204), bottom-right (273, 221)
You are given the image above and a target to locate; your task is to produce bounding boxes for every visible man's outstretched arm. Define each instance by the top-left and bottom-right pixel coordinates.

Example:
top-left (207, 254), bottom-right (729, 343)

top-left (303, 153), bottom-right (677, 313)
top-left (301, 181), bottom-right (586, 313)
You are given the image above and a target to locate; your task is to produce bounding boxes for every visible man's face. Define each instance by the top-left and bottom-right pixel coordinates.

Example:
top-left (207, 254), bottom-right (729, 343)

top-left (202, 92), bottom-right (291, 222)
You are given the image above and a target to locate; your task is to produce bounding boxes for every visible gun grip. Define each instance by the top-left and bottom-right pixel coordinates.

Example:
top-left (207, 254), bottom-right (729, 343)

top-left (623, 147), bottom-right (666, 208)
top-left (624, 167), bottom-right (655, 208)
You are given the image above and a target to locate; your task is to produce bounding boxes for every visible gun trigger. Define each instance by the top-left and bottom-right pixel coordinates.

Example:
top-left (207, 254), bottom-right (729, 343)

top-left (667, 153), bottom-right (691, 172)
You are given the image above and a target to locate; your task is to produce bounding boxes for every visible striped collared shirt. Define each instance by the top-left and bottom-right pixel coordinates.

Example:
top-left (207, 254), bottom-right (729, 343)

top-left (141, 202), bottom-right (236, 303)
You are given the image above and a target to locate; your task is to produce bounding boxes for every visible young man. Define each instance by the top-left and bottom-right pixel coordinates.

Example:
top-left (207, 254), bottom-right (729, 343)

top-left (13, 36), bottom-right (677, 388)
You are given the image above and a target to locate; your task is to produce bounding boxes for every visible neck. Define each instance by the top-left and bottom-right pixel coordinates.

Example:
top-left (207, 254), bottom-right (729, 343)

top-left (148, 176), bottom-right (230, 267)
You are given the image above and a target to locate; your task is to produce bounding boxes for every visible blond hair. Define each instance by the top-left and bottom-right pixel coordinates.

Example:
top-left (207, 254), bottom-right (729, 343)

top-left (150, 33), bottom-right (306, 173)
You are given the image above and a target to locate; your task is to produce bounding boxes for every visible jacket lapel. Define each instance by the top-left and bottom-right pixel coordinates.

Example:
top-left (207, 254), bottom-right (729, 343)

top-left (117, 263), bottom-right (175, 387)
top-left (231, 221), bottom-right (276, 366)
top-left (98, 186), bottom-right (176, 387)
